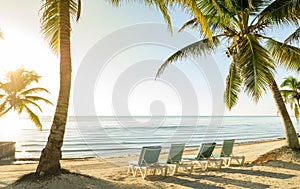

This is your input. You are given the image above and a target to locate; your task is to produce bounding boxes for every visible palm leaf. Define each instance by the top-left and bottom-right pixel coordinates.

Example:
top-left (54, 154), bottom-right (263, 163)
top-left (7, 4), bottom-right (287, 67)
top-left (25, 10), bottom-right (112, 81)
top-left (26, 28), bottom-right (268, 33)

top-left (257, 0), bottom-right (300, 27)
top-left (178, 0), bottom-right (212, 40)
top-left (152, 0), bottom-right (172, 33)
top-left (24, 96), bottom-right (53, 105)
top-left (265, 38), bottom-right (300, 71)
top-left (224, 61), bottom-right (242, 110)
top-left (179, 18), bottom-right (198, 32)
top-left (280, 89), bottom-right (293, 103)
top-left (40, 0), bottom-right (60, 53)
top-left (24, 106), bottom-right (42, 130)
top-left (156, 36), bottom-right (220, 77)
top-left (20, 87), bottom-right (50, 96)
top-left (284, 27), bottom-right (300, 44)
top-left (19, 99), bottom-right (44, 113)
top-left (237, 34), bottom-right (275, 102)
top-left (40, 0), bottom-right (79, 53)
top-left (110, 0), bottom-right (172, 32)
top-left (0, 94), bottom-right (6, 99)
top-left (0, 104), bottom-right (13, 117)
top-left (280, 76), bottom-right (298, 89)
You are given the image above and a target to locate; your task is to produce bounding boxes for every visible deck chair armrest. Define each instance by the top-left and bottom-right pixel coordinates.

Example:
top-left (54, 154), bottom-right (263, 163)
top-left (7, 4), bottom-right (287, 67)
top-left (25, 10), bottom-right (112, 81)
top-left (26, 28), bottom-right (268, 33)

top-left (182, 155), bottom-right (196, 160)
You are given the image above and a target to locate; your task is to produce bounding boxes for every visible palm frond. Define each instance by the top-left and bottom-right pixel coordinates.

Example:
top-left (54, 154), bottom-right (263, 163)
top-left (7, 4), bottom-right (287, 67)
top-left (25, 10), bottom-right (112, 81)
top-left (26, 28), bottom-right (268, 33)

top-left (280, 89), bottom-right (293, 102)
top-left (179, 18), bottom-right (198, 32)
top-left (237, 34), bottom-right (275, 102)
top-left (24, 96), bottom-right (53, 105)
top-left (154, 0), bottom-right (172, 33)
top-left (265, 38), bottom-right (300, 71)
top-left (20, 87), bottom-right (50, 96)
top-left (0, 94), bottom-right (6, 99)
top-left (180, 0), bottom-right (212, 40)
top-left (19, 99), bottom-right (44, 113)
top-left (40, 0), bottom-right (60, 53)
top-left (224, 61), bottom-right (242, 110)
top-left (76, 0), bottom-right (81, 21)
top-left (0, 104), bottom-right (13, 117)
top-left (197, 0), bottom-right (234, 25)
top-left (24, 106), bottom-right (42, 130)
top-left (156, 36), bottom-right (220, 77)
top-left (109, 0), bottom-right (173, 32)
top-left (284, 27), bottom-right (300, 44)
top-left (257, 0), bottom-right (300, 27)
top-left (280, 76), bottom-right (298, 89)
top-left (40, 0), bottom-right (79, 53)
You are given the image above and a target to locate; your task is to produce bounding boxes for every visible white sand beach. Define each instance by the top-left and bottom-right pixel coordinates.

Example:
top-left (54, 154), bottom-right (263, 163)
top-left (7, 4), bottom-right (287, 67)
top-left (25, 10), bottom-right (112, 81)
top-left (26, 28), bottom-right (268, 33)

top-left (1, 138), bottom-right (300, 189)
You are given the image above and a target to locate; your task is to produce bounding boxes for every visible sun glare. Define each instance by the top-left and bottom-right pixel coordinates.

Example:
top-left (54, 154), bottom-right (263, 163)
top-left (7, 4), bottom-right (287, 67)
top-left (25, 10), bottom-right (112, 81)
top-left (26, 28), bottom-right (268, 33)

top-left (0, 112), bottom-right (23, 141)
top-left (0, 27), bottom-right (58, 79)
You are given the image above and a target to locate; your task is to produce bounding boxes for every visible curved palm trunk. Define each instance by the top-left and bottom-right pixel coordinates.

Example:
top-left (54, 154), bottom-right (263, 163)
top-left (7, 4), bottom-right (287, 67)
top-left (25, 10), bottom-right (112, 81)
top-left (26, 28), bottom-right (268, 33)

top-left (269, 77), bottom-right (300, 149)
top-left (36, 0), bottom-right (71, 175)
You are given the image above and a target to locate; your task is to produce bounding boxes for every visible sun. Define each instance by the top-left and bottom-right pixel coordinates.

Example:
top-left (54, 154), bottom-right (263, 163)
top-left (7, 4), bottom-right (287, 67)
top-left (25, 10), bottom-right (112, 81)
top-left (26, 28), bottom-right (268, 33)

top-left (0, 27), bottom-right (58, 80)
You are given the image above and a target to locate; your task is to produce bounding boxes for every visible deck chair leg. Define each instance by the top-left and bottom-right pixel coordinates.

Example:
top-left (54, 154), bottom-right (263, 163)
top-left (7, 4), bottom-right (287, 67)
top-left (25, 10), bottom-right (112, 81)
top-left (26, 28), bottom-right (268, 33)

top-left (189, 165), bottom-right (194, 174)
top-left (163, 167), bottom-right (168, 177)
top-left (226, 158), bottom-right (231, 167)
top-left (127, 166), bottom-right (130, 175)
top-left (240, 156), bottom-right (245, 166)
top-left (141, 168), bottom-right (147, 179)
top-left (172, 165), bottom-right (178, 175)
top-left (133, 167), bottom-right (138, 177)
top-left (202, 161), bottom-right (208, 171)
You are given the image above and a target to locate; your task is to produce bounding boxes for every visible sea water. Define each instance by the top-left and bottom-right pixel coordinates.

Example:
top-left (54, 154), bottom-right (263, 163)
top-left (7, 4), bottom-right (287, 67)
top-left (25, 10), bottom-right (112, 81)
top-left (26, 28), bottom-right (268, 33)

top-left (0, 116), bottom-right (298, 159)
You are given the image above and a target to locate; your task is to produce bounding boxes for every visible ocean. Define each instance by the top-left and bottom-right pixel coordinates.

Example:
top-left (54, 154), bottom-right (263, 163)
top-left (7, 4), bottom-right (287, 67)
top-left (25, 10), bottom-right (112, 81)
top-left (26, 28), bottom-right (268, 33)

top-left (0, 116), bottom-right (298, 159)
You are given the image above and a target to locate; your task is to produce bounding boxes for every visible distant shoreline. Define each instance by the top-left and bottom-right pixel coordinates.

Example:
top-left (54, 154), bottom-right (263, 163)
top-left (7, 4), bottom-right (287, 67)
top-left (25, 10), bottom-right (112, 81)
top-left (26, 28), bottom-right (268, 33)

top-left (9, 137), bottom-right (287, 163)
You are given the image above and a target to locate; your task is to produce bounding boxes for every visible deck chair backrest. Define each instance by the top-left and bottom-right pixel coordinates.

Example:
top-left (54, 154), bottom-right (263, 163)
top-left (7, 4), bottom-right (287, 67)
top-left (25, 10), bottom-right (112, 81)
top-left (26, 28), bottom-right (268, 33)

top-left (196, 142), bottom-right (216, 160)
top-left (221, 139), bottom-right (235, 157)
top-left (138, 146), bottom-right (162, 166)
top-left (167, 143), bottom-right (185, 164)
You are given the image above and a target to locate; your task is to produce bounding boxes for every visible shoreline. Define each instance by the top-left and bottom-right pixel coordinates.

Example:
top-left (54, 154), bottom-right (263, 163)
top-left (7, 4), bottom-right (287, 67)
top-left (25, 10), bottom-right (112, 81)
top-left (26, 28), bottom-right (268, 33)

top-left (1, 137), bottom-right (299, 188)
top-left (7, 137), bottom-right (287, 163)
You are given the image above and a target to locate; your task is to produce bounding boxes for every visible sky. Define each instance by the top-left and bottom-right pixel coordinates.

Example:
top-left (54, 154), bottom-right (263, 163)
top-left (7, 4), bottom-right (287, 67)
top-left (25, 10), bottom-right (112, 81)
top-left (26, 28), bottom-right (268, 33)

top-left (0, 0), bottom-right (298, 117)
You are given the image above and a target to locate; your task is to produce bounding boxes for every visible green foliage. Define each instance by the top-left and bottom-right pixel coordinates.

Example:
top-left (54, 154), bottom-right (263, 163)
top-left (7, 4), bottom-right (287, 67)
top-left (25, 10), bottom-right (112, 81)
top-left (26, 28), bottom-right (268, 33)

top-left (224, 61), bottom-right (241, 110)
top-left (265, 39), bottom-right (300, 71)
top-left (40, 0), bottom-right (79, 53)
top-left (0, 67), bottom-right (52, 130)
top-left (111, 0), bottom-right (213, 39)
top-left (156, 36), bottom-right (220, 77)
top-left (280, 76), bottom-right (300, 123)
top-left (157, 0), bottom-right (300, 110)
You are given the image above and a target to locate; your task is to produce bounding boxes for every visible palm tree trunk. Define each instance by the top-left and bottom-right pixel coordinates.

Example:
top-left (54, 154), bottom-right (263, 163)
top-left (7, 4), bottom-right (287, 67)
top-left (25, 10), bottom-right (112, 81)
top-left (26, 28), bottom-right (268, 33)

top-left (269, 77), bottom-right (300, 149)
top-left (36, 0), bottom-right (72, 175)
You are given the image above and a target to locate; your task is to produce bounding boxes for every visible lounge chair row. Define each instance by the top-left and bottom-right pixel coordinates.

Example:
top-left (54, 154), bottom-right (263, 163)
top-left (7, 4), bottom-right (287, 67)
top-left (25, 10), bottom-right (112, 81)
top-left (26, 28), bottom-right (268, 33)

top-left (128, 139), bottom-right (245, 179)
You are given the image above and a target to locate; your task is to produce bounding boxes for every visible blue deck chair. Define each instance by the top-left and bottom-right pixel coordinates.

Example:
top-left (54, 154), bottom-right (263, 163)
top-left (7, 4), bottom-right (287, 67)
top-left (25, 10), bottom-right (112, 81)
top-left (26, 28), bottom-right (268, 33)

top-left (182, 142), bottom-right (222, 171)
top-left (213, 139), bottom-right (245, 166)
top-left (128, 146), bottom-right (168, 179)
top-left (164, 143), bottom-right (193, 175)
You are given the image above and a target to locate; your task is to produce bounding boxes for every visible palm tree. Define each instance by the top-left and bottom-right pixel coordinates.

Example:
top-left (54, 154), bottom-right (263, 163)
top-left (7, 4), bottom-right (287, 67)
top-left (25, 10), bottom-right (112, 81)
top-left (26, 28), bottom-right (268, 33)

top-left (112, 0), bottom-right (213, 39)
top-left (0, 67), bottom-right (52, 130)
top-left (157, 0), bottom-right (300, 149)
top-left (280, 76), bottom-right (300, 123)
top-left (36, 0), bottom-right (211, 176)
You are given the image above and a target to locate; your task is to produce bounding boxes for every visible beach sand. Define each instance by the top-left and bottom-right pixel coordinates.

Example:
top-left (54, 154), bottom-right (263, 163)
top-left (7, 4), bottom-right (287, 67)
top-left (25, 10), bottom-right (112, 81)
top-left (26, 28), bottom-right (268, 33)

top-left (1, 138), bottom-right (300, 188)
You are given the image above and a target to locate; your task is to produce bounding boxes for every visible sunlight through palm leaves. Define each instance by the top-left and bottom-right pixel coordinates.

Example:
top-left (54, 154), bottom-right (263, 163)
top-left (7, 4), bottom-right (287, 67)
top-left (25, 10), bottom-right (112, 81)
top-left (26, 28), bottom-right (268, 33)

top-left (0, 67), bottom-right (52, 130)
